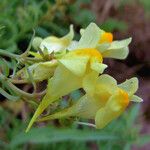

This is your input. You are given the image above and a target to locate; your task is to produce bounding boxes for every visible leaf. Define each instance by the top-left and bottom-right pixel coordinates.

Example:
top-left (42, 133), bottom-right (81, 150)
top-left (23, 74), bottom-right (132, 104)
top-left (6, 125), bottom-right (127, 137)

top-left (136, 134), bottom-right (150, 146)
top-left (72, 9), bottom-right (96, 26)
top-left (0, 87), bottom-right (20, 101)
top-left (0, 140), bottom-right (7, 149)
top-left (124, 143), bottom-right (131, 150)
top-left (0, 58), bottom-right (10, 77)
top-left (100, 18), bottom-right (128, 32)
top-left (10, 127), bottom-right (119, 147)
top-left (126, 104), bottom-right (140, 127)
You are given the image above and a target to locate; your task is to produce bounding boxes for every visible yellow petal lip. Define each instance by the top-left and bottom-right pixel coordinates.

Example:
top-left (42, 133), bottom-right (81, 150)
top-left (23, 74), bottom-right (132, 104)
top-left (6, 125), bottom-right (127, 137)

top-left (99, 32), bottom-right (113, 44)
top-left (73, 48), bottom-right (103, 63)
top-left (118, 88), bottom-right (129, 107)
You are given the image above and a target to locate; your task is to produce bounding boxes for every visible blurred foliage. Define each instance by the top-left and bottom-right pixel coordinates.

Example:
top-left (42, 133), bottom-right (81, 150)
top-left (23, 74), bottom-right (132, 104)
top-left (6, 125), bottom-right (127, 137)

top-left (100, 18), bottom-right (128, 32)
top-left (1, 103), bottom-right (150, 150)
top-left (0, 0), bottom-right (96, 53)
top-left (139, 0), bottom-right (150, 14)
top-left (120, 0), bottom-right (150, 14)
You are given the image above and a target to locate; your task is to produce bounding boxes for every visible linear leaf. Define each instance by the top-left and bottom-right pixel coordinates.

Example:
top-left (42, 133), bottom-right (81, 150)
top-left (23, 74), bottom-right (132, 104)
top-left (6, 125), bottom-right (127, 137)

top-left (0, 87), bottom-right (20, 101)
top-left (10, 127), bottom-right (119, 147)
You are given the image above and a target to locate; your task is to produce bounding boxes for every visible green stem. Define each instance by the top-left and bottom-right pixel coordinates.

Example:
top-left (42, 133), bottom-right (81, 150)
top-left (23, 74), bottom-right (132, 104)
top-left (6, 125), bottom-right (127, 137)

top-left (0, 49), bottom-right (44, 64)
top-left (9, 79), bottom-right (30, 84)
top-left (0, 87), bottom-right (20, 101)
top-left (0, 49), bottom-right (19, 60)
top-left (20, 30), bottom-right (35, 58)
top-left (26, 65), bottom-right (36, 92)
top-left (0, 74), bottom-right (46, 99)
top-left (25, 57), bottom-right (44, 62)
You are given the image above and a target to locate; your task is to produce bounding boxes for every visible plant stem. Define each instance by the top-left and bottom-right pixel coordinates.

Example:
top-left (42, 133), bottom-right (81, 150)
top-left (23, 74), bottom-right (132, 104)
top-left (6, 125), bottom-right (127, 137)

top-left (9, 79), bottom-right (30, 84)
top-left (0, 49), bottom-right (44, 63)
top-left (0, 74), bottom-right (46, 99)
top-left (0, 49), bottom-right (19, 60)
top-left (0, 87), bottom-right (20, 101)
top-left (26, 57), bottom-right (44, 61)
top-left (20, 30), bottom-right (35, 58)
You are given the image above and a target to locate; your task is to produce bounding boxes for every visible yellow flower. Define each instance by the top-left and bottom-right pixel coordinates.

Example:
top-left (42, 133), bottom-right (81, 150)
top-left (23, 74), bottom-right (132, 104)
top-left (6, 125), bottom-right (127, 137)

top-left (97, 35), bottom-right (131, 60)
top-left (37, 74), bottom-right (142, 129)
top-left (79, 23), bottom-right (131, 60)
top-left (25, 49), bottom-right (106, 132)
top-left (32, 25), bottom-right (74, 54)
top-left (16, 60), bottom-right (58, 82)
top-left (26, 23), bottom-right (132, 132)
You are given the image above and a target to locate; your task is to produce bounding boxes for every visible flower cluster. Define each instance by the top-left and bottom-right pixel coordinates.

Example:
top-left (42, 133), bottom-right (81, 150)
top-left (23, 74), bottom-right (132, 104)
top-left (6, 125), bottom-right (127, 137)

top-left (25, 23), bottom-right (142, 132)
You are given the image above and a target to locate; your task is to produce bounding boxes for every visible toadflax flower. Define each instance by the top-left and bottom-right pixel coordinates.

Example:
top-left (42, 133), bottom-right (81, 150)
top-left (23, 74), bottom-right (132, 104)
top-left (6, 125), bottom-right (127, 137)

top-left (16, 60), bottom-right (58, 82)
top-left (26, 23), bottom-right (132, 132)
top-left (80, 24), bottom-right (131, 60)
top-left (37, 73), bottom-right (143, 129)
top-left (32, 25), bottom-right (74, 54)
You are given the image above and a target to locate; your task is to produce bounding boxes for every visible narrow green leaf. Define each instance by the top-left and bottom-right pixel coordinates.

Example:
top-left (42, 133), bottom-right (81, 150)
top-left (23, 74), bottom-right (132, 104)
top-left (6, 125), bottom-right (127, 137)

top-left (0, 87), bottom-right (20, 101)
top-left (0, 58), bottom-right (10, 77)
top-left (10, 127), bottom-right (119, 147)
top-left (136, 134), bottom-right (150, 146)
top-left (126, 104), bottom-right (140, 127)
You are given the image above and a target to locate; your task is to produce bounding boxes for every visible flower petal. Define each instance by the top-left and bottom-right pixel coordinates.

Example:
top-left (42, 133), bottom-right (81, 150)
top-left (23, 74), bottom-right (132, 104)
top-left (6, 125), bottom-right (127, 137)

top-left (16, 61), bottom-right (57, 82)
top-left (108, 38), bottom-right (132, 49)
top-left (32, 37), bottom-right (43, 50)
top-left (67, 41), bottom-right (78, 51)
top-left (26, 64), bottom-right (82, 132)
top-left (59, 56), bottom-right (89, 77)
top-left (77, 23), bottom-right (103, 49)
top-left (82, 71), bottom-right (99, 95)
top-left (37, 94), bottom-right (101, 122)
top-left (99, 38), bottom-right (131, 59)
top-left (118, 77), bottom-right (138, 97)
top-left (90, 62), bottom-right (107, 74)
top-left (40, 25), bottom-right (74, 53)
top-left (102, 47), bottom-right (129, 59)
top-left (130, 95), bottom-right (143, 102)
top-left (96, 43), bottom-right (110, 53)
top-left (95, 90), bottom-right (129, 129)
top-left (27, 61), bottom-right (57, 81)
top-left (97, 74), bottom-right (118, 94)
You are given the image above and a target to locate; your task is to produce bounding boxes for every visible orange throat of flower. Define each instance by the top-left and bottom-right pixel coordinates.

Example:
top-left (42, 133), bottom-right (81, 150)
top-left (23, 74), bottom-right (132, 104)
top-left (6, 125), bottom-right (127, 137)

top-left (118, 89), bottom-right (129, 107)
top-left (99, 32), bottom-right (113, 44)
top-left (74, 48), bottom-right (103, 63)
